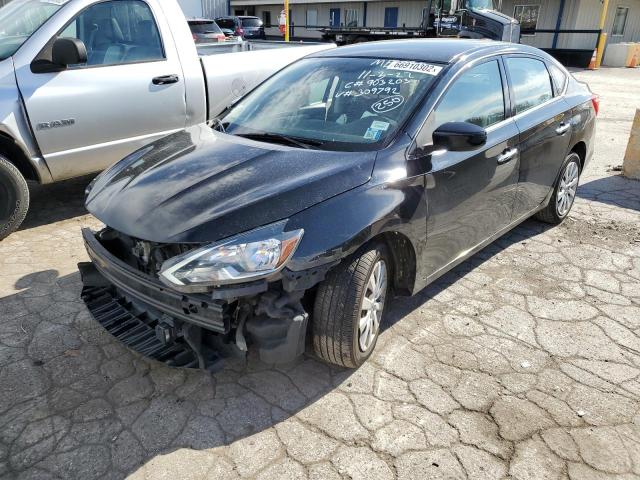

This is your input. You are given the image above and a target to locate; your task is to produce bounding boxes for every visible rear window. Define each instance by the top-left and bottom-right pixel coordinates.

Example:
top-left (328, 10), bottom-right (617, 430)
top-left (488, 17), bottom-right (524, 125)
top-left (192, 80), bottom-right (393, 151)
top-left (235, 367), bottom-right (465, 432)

top-left (548, 63), bottom-right (568, 94)
top-left (216, 18), bottom-right (236, 29)
top-left (241, 18), bottom-right (262, 27)
top-left (189, 21), bottom-right (222, 34)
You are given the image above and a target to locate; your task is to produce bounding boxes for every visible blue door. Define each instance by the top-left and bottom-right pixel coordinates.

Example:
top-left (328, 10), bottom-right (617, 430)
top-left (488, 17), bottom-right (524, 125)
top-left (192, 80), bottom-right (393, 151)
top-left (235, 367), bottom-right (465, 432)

top-left (330, 8), bottom-right (341, 27)
top-left (384, 7), bottom-right (398, 28)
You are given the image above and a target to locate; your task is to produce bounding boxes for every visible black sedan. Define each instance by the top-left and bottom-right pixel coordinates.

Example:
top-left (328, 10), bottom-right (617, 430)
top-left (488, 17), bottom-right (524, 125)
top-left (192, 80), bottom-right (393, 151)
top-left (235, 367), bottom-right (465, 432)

top-left (80, 39), bottom-right (597, 370)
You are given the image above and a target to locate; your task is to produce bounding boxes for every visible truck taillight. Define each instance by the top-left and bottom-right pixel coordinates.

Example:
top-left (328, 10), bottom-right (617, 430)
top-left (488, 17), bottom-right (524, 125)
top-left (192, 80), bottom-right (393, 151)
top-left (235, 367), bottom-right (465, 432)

top-left (591, 94), bottom-right (600, 116)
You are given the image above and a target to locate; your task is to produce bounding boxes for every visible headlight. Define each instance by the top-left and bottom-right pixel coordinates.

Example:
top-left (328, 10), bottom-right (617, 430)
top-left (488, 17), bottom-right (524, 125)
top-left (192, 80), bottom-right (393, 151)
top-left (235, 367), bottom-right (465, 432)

top-left (159, 221), bottom-right (303, 290)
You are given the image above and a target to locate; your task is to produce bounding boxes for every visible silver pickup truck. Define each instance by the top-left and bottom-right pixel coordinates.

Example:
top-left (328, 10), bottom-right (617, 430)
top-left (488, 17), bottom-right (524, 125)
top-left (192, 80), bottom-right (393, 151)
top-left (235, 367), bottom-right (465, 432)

top-left (0, 0), bottom-right (334, 239)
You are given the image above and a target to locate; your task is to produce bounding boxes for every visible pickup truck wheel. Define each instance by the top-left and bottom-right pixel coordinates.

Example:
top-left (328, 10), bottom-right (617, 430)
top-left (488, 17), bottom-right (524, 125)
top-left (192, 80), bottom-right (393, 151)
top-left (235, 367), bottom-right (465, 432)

top-left (312, 244), bottom-right (390, 368)
top-left (535, 152), bottom-right (581, 225)
top-left (0, 156), bottom-right (29, 241)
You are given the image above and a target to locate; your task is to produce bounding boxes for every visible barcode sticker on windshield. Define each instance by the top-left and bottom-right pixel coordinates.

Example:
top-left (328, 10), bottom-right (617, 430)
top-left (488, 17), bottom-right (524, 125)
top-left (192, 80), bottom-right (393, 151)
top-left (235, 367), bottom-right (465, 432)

top-left (385, 61), bottom-right (443, 76)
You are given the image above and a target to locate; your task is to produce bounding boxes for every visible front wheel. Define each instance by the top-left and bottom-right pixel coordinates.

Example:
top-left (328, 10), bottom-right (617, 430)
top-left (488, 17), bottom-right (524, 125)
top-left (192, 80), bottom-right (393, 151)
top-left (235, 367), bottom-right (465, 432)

top-left (312, 244), bottom-right (390, 368)
top-left (535, 152), bottom-right (581, 224)
top-left (0, 156), bottom-right (29, 241)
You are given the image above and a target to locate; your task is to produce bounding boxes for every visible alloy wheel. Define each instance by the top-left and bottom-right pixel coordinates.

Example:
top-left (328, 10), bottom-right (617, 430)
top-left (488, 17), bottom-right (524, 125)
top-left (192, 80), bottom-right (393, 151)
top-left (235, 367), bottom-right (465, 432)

top-left (556, 160), bottom-right (579, 217)
top-left (358, 259), bottom-right (387, 352)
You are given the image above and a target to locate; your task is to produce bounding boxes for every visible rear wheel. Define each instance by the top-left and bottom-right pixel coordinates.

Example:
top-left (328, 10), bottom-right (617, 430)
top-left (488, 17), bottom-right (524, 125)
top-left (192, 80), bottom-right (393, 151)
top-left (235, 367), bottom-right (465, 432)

top-left (312, 244), bottom-right (390, 368)
top-left (0, 156), bottom-right (29, 241)
top-left (535, 152), bottom-right (581, 224)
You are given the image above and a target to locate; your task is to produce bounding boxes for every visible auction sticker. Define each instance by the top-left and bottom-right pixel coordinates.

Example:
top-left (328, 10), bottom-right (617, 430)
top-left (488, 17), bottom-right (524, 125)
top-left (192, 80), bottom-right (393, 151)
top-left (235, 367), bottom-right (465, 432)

top-left (370, 120), bottom-right (390, 131)
top-left (385, 61), bottom-right (443, 76)
top-left (364, 128), bottom-right (383, 141)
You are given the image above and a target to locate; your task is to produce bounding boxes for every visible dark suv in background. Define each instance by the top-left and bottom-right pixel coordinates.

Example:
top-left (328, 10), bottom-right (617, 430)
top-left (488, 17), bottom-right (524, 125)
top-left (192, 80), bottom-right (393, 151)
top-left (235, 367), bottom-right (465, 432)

top-left (215, 16), bottom-right (266, 40)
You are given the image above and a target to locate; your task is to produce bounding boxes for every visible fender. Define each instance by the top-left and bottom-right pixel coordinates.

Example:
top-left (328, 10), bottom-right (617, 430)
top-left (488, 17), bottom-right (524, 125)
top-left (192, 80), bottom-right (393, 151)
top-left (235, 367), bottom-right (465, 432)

top-left (0, 58), bottom-right (52, 183)
top-left (286, 174), bottom-right (428, 295)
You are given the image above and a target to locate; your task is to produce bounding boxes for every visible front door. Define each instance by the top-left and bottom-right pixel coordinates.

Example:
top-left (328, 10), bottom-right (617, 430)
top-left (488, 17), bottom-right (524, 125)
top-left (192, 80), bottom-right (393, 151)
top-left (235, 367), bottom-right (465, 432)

top-left (384, 8), bottom-right (399, 28)
top-left (14, 0), bottom-right (187, 181)
top-left (504, 56), bottom-right (574, 218)
top-left (418, 59), bottom-right (520, 279)
top-left (330, 8), bottom-right (341, 27)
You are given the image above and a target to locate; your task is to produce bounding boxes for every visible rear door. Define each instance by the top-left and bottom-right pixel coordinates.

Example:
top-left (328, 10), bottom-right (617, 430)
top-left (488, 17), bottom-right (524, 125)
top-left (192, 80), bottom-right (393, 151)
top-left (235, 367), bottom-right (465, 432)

top-left (419, 58), bottom-right (520, 279)
top-left (14, 0), bottom-right (187, 181)
top-left (504, 55), bottom-right (573, 218)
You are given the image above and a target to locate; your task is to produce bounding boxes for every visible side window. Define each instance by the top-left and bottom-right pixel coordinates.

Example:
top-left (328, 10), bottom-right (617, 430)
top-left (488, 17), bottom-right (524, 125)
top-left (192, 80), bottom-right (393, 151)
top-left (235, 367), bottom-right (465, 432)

top-left (506, 57), bottom-right (553, 114)
top-left (548, 63), bottom-right (567, 95)
top-left (433, 60), bottom-right (505, 129)
top-left (60, 0), bottom-right (164, 67)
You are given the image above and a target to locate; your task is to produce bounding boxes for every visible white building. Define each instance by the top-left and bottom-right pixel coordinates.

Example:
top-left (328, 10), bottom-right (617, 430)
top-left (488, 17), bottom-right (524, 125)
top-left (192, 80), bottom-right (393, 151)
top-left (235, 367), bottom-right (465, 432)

top-left (232, 0), bottom-right (639, 53)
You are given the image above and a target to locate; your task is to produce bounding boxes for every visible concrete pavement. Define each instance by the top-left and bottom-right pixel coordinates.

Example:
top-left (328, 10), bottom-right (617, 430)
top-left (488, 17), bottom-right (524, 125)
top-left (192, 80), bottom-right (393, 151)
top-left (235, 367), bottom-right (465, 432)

top-left (0, 67), bottom-right (639, 480)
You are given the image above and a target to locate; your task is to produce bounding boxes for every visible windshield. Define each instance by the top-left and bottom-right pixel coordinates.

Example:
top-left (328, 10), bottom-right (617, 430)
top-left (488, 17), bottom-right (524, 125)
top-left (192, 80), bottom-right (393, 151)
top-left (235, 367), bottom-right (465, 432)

top-left (0, 0), bottom-right (68, 61)
top-left (189, 21), bottom-right (222, 34)
top-left (215, 18), bottom-right (236, 30)
top-left (465, 0), bottom-right (496, 11)
top-left (221, 57), bottom-right (443, 151)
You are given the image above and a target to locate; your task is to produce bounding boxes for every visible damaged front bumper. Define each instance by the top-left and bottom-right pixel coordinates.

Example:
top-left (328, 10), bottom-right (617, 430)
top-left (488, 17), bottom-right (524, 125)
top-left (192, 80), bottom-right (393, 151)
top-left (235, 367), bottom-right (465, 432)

top-left (79, 228), bottom-right (316, 371)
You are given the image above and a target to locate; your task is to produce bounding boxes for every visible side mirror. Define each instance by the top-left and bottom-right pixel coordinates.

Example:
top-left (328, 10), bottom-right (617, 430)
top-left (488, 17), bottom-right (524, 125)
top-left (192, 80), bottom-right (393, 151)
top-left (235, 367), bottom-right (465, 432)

top-left (51, 37), bottom-right (88, 68)
top-left (32, 37), bottom-right (88, 74)
top-left (432, 122), bottom-right (487, 152)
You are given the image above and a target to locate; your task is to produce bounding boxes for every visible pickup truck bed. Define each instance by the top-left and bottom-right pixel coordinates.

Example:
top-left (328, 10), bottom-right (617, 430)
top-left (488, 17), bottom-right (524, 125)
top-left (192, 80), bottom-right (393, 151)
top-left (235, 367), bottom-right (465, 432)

top-left (0, 0), bottom-right (334, 239)
top-left (199, 41), bottom-right (336, 118)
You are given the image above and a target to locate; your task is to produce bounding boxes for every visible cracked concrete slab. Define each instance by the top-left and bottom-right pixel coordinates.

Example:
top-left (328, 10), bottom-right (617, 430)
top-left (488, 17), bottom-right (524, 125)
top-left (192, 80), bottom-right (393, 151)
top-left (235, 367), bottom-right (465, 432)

top-left (0, 67), bottom-right (639, 479)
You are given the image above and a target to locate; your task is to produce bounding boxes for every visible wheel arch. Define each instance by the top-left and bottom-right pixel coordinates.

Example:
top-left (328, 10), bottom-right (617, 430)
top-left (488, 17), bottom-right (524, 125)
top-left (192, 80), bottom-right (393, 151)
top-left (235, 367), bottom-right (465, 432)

top-left (369, 231), bottom-right (417, 297)
top-left (0, 132), bottom-right (39, 182)
top-left (570, 141), bottom-right (587, 171)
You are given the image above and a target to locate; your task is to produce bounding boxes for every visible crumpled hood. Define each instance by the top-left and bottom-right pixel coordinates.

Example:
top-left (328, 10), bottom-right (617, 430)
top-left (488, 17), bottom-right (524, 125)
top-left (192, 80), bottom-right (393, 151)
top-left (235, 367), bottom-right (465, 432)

top-left (86, 125), bottom-right (376, 243)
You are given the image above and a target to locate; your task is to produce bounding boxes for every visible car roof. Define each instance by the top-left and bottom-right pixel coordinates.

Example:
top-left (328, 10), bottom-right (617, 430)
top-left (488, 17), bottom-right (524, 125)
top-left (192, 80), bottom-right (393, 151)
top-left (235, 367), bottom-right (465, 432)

top-left (311, 39), bottom-right (546, 64)
top-left (188, 18), bottom-right (216, 23)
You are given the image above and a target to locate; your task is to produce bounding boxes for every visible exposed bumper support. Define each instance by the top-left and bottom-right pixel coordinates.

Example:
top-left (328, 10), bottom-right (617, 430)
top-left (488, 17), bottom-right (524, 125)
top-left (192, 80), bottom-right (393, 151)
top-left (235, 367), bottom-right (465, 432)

top-left (82, 228), bottom-right (227, 333)
top-left (80, 228), bottom-right (313, 369)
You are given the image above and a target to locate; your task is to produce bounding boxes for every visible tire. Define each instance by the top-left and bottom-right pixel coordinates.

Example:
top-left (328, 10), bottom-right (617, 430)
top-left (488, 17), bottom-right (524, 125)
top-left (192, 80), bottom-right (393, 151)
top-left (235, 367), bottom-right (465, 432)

top-left (535, 152), bottom-right (581, 225)
top-left (0, 156), bottom-right (29, 241)
top-left (312, 244), bottom-right (390, 368)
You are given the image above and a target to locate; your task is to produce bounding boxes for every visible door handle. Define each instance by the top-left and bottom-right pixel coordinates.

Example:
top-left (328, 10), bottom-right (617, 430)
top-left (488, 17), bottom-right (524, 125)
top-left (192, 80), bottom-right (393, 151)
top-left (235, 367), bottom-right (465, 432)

top-left (497, 147), bottom-right (518, 165)
top-left (555, 123), bottom-right (570, 135)
top-left (152, 74), bottom-right (179, 85)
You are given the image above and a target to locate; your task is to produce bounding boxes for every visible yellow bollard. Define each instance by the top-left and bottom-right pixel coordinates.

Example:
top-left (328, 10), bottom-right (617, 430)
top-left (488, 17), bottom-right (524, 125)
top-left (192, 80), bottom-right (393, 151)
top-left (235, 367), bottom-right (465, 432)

top-left (595, 33), bottom-right (607, 69)
top-left (623, 109), bottom-right (640, 180)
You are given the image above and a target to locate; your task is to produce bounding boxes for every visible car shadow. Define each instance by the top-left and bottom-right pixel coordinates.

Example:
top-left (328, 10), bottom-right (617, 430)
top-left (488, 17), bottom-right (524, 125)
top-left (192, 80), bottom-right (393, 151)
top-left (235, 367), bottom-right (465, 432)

top-left (383, 217), bottom-right (554, 330)
top-left (577, 174), bottom-right (640, 211)
top-left (0, 215), bottom-right (558, 478)
top-left (19, 175), bottom-right (96, 231)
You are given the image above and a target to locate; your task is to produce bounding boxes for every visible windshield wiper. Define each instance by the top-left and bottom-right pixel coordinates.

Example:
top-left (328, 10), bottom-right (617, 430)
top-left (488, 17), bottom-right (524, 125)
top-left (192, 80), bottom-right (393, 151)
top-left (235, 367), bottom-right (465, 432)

top-left (235, 132), bottom-right (324, 149)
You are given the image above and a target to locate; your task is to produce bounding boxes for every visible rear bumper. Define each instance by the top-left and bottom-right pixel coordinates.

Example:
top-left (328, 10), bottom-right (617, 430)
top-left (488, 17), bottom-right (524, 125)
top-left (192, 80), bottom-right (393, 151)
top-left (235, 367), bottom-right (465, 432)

top-left (81, 228), bottom-right (227, 333)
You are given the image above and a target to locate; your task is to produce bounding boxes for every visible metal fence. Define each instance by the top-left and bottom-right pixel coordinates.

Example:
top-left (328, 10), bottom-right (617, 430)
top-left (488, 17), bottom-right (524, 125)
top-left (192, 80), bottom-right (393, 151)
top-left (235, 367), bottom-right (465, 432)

top-left (202, 0), bottom-right (228, 19)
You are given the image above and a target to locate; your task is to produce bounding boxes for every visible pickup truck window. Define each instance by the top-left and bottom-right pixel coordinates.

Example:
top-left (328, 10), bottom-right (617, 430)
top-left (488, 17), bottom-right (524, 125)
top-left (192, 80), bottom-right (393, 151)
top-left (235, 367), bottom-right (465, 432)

top-left (0, 0), bottom-right (69, 61)
top-left (60, 0), bottom-right (164, 66)
top-left (222, 57), bottom-right (441, 151)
